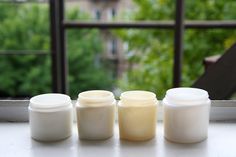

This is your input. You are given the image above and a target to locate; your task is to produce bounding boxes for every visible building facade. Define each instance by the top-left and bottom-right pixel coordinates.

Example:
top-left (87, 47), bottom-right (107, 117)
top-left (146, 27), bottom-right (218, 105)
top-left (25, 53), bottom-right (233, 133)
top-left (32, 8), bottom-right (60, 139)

top-left (74, 0), bottom-right (133, 78)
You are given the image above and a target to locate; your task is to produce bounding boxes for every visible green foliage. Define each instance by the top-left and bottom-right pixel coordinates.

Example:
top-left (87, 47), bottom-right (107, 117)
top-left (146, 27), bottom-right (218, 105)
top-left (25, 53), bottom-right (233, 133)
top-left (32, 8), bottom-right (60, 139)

top-left (66, 9), bottom-right (113, 98)
top-left (0, 4), bottom-right (112, 98)
top-left (117, 0), bottom-right (236, 99)
top-left (67, 27), bottom-right (113, 98)
top-left (0, 4), bottom-right (51, 97)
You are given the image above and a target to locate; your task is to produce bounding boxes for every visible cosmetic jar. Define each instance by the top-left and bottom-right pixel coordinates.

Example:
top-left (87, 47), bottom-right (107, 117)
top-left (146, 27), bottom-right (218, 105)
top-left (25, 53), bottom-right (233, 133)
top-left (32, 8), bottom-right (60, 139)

top-left (29, 93), bottom-right (73, 142)
top-left (76, 90), bottom-right (115, 140)
top-left (118, 91), bottom-right (158, 141)
top-left (163, 87), bottom-right (211, 143)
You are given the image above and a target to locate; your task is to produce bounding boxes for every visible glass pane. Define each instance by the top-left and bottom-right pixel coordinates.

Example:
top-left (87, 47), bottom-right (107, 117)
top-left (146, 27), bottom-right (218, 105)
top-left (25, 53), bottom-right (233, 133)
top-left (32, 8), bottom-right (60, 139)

top-left (186, 0), bottom-right (236, 20)
top-left (64, 0), bottom-right (175, 21)
top-left (183, 29), bottom-right (236, 86)
top-left (0, 55), bottom-right (51, 98)
top-left (0, 2), bottom-right (51, 98)
top-left (66, 28), bottom-right (174, 99)
top-left (114, 29), bottom-right (174, 99)
top-left (67, 29), bottom-right (114, 99)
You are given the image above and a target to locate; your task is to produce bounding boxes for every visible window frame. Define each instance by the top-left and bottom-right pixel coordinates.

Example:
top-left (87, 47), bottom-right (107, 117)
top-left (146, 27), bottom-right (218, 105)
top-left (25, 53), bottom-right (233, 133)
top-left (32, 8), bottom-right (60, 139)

top-left (1, 0), bottom-right (236, 98)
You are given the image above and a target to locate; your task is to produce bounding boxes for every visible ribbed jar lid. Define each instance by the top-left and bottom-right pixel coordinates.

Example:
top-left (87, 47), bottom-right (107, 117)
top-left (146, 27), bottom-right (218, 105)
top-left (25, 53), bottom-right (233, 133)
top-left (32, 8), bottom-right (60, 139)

top-left (30, 93), bottom-right (71, 110)
top-left (164, 87), bottom-right (209, 106)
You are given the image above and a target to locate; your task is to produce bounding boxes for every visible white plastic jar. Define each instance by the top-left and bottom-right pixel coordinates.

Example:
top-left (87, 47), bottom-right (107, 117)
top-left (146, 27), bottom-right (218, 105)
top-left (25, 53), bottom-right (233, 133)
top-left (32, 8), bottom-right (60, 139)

top-left (118, 91), bottom-right (158, 141)
top-left (29, 93), bottom-right (73, 142)
top-left (76, 90), bottom-right (115, 140)
top-left (163, 87), bottom-right (211, 143)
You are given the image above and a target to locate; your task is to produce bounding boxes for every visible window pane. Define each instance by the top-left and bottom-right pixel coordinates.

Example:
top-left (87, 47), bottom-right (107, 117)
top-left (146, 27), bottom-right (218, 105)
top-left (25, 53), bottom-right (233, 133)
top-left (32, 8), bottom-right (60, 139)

top-left (186, 0), bottom-right (236, 20)
top-left (0, 3), bottom-right (51, 98)
top-left (66, 28), bottom-right (114, 99)
top-left (0, 55), bottom-right (51, 98)
top-left (114, 29), bottom-right (174, 99)
top-left (64, 0), bottom-right (175, 21)
top-left (183, 29), bottom-right (236, 86)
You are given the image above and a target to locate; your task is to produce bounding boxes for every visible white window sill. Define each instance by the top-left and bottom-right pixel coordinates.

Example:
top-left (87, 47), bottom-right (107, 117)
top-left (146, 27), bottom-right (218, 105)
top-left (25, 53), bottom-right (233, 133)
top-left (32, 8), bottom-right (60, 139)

top-left (1, 100), bottom-right (236, 121)
top-left (0, 122), bottom-right (236, 157)
top-left (1, 100), bottom-right (236, 157)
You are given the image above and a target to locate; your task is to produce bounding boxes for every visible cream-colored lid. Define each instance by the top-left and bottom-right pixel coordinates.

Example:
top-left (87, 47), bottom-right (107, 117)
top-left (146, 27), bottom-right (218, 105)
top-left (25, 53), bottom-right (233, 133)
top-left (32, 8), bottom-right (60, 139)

top-left (30, 93), bottom-right (71, 110)
top-left (120, 90), bottom-right (158, 106)
top-left (78, 90), bottom-right (115, 107)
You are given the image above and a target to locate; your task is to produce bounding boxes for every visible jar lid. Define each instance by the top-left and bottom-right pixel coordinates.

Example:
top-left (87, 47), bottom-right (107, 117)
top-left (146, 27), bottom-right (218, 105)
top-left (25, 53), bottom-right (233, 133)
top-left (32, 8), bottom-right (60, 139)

top-left (78, 90), bottom-right (115, 107)
top-left (30, 93), bottom-right (71, 110)
top-left (120, 90), bottom-right (157, 106)
top-left (164, 87), bottom-right (209, 106)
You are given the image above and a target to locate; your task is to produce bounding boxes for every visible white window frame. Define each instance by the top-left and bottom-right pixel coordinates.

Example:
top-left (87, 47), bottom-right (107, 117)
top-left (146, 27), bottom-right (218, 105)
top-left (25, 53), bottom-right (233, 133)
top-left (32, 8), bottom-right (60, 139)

top-left (0, 100), bottom-right (236, 122)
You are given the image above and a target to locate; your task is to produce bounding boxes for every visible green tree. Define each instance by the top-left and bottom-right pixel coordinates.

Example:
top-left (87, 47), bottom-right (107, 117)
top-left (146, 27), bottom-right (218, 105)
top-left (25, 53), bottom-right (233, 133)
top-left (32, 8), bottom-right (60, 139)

top-left (0, 3), bottom-right (112, 98)
top-left (0, 4), bottom-right (51, 97)
top-left (117, 0), bottom-right (236, 99)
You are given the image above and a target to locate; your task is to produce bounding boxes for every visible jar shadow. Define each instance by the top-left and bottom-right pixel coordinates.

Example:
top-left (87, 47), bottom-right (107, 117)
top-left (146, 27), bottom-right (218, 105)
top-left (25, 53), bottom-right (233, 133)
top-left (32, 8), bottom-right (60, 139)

top-left (162, 137), bottom-right (209, 157)
top-left (30, 136), bottom-right (76, 157)
top-left (118, 138), bottom-right (158, 157)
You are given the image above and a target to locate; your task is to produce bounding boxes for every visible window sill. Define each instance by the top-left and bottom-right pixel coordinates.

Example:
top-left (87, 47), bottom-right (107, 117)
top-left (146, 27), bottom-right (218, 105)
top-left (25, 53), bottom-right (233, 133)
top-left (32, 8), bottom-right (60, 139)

top-left (0, 122), bottom-right (235, 157)
top-left (1, 100), bottom-right (236, 122)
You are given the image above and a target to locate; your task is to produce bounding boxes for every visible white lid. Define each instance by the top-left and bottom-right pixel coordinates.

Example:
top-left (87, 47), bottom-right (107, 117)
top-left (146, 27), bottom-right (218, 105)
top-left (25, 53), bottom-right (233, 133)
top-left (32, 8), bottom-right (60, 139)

top-left (120, 90), bottom-right (157, 106)
top-left (164, 87), bottom-right (209, 106)
top-left (78, 90), bottom-right (114, 107)
top-left (30, 93), bottom-right (71, 110)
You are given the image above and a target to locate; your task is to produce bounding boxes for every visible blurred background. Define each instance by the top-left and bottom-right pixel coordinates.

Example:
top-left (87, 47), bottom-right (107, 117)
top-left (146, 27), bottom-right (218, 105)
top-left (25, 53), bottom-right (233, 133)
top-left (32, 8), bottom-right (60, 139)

top-left (1, 0), bottom-right (236, 99)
